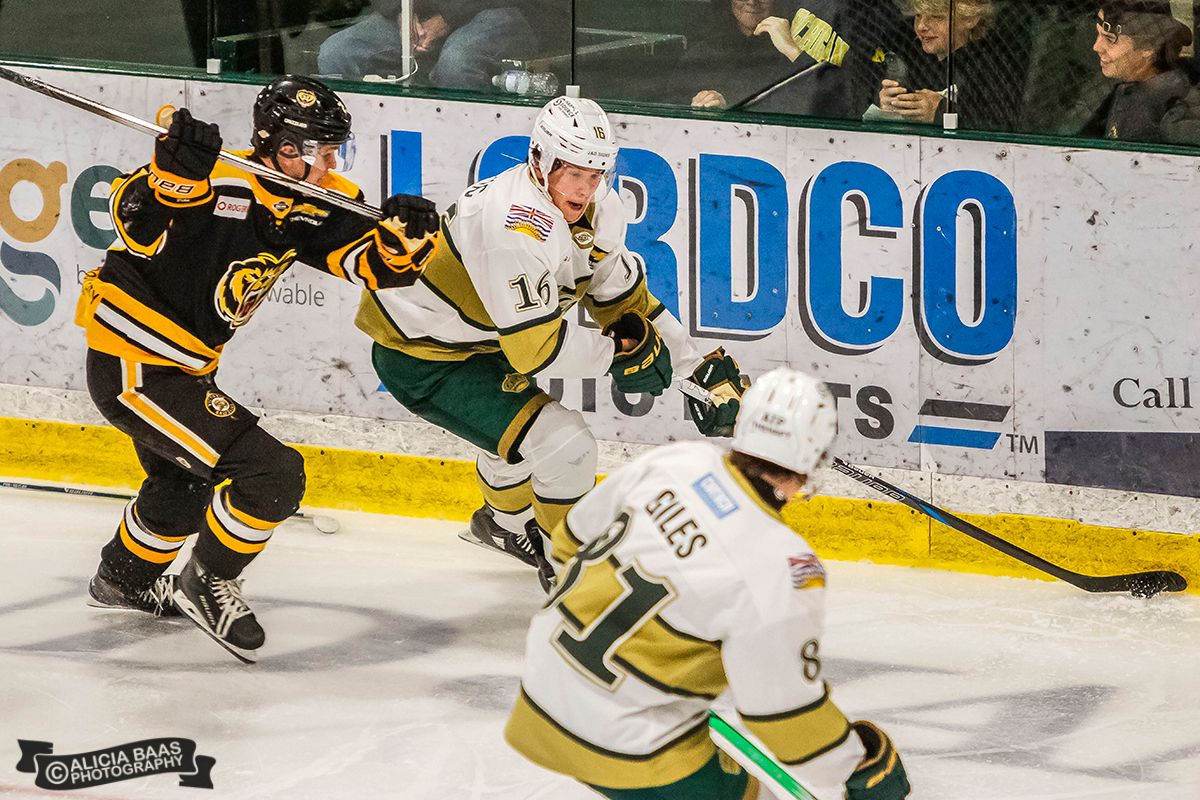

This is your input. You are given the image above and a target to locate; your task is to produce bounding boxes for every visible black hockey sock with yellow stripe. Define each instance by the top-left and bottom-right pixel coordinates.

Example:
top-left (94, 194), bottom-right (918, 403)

top-left (193, 486), bottom-right (285, 579)
top-left (98, 499), bottom-right (189, 590)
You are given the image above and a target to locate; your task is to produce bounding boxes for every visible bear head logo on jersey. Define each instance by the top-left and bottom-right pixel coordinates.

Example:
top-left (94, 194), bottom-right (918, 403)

top-left (214, 249), bottom-right (297, 328)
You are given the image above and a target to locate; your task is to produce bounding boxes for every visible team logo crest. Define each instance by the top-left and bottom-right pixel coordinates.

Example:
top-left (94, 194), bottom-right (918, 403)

top-left (787, 555), bottom-right (826, 591)
top-left (204, 391), bottom-right (236, 418)
top-left (501, 373), bottom-right (530, 393)
top-left (214, 250), bottom-right (296, 328)
top-left (295, 89), bottom-right (318, 107)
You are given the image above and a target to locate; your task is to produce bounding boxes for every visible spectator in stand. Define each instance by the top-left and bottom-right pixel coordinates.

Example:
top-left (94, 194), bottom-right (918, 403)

top-left (876, 0), bottom-right (1023, 131)
top-left (679, 0), bottom-right (882, 118)
top-left (1078, 0), bottom-right (1194, 143)
top-left (317, 1), bottom-right (553, 88)
top-left (681, 0), bottom-right (804, 111)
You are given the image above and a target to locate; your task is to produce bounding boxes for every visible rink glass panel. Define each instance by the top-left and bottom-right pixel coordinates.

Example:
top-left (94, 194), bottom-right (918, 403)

top-left (0, 1), bottom-right (1198, 152)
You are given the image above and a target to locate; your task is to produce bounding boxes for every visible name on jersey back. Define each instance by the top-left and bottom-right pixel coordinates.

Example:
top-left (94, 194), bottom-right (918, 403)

top-left (645, 490), bottom-right (708, 559)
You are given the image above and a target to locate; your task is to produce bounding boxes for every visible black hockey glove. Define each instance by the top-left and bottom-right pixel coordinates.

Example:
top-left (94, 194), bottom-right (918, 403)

top-left (605, 312), bottom-right (672, 396)
top-left (381, 193), bottom-right (440, 239)
top-left (153, 107), bottom-right (222, 182)
top-left (375, 194), bottom-right (440, 275)
top-left (845, 721), bottom-right (911, 800)
top-left (686, 348), bottom-right (747, 437)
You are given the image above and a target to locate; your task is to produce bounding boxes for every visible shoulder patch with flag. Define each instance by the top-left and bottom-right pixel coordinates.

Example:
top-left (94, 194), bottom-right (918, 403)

top-left (505, 204), bottom-right (555, 241)
top-left (787, 555), bottom-right (826, 590)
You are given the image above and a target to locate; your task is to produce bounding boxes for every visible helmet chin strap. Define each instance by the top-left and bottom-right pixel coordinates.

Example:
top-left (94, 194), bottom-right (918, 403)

top-left (272, 152), bottom-right (312, 183)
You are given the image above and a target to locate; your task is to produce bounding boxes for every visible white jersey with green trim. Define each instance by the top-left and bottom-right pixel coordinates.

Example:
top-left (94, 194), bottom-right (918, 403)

top-left (361, 164), bottom-right (702, 378)
top-left (507, 441), bottom-right (866, 796)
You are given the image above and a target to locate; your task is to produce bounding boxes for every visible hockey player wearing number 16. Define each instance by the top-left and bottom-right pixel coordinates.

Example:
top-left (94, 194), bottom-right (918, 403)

top-left (505, 369), bottom-right (911, 800)
top-left (356, 95), bottom-right (747, 588)
top-left (76, 75), bottom-right (440, 662)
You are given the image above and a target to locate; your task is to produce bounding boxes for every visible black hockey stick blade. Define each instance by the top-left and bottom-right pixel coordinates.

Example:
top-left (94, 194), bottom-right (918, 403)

top-left (0, 65), bottom-right (381, 219)
top-left (829, 458), bottom-right (1188, 597)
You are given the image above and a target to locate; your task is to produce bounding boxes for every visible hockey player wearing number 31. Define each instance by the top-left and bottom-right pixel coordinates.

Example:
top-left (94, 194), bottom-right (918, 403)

top-left (76, 75), bottom-right (440, 662)
top-left (505, 369), bottom-right (911, 800)
top-left (356, 95), bottom-right (747, 589)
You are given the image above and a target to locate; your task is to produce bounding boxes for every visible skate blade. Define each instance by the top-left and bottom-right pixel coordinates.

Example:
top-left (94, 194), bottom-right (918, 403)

top-left (458, 527), bottom-right (529, 566)
top-left (171, 591), bottom-right (259, 664)
top-left (86, 596), bottom-right (182, 618)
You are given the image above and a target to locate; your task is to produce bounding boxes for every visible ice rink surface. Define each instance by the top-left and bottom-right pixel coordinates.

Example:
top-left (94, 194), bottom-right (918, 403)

top-left (1, 485), bottom-right (1197, 799)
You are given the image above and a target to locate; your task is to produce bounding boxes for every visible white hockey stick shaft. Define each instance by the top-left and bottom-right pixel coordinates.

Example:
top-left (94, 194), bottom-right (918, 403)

top-left (0, 65), bottom-right (382, 219)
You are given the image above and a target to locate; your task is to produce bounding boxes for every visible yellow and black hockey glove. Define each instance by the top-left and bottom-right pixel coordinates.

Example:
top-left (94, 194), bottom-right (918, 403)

top-left (374, 193), bottom-right (440, 275)
top-left (687, 348), bottom-right (747, 437)
top-left (845, 721), bottom-right (911, 800)
top-left (151, 107), bottom-right (222, 193)
top-left (605, 312), bottom-right (672, 396)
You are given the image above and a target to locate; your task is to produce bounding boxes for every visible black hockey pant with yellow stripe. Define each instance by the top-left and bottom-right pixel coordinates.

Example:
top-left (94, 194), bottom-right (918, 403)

top-left (85, 349), bottom-right (305, 588)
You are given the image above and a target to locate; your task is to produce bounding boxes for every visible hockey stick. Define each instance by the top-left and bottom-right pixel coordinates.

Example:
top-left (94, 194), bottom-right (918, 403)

top-left (709, 711), bottom-right (817, 799)
top-left (0, 479), bottom-right (340, 533)
top-left (728, 60), bottom-right (829, 111)
top-left (825, 458), bottom-right (1186, 598)
top-left (0, 65), bottom-right (381, 220)
top-left (677, 380), bottom-right (1187, 597)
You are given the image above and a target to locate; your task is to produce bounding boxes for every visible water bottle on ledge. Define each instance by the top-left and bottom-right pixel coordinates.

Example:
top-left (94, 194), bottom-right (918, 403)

top-left (492, 69), bottom-right (559, 96)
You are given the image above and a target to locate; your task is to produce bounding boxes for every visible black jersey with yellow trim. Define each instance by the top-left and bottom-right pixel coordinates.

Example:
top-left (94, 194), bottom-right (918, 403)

top-left (80, 152), bottom-right (415, 372)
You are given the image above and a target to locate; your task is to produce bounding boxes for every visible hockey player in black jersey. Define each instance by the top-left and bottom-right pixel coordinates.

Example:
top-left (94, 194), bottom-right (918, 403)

top-left (77, 75), bottom-right (440, 662)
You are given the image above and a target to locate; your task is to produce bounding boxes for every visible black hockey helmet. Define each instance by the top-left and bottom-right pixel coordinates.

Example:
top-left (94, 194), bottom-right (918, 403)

top-left (251, 75), bottom-right (353, 167)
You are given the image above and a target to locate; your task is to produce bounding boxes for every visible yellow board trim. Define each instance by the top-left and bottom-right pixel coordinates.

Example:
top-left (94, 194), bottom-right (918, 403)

top-left (0, 417), bottom-right (1195, 593)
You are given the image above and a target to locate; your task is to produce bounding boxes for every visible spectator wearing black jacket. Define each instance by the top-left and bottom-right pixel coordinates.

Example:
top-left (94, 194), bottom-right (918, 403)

top-left (1081, 0), bottom-right (1194, 143)
top-left (676, 0), bottom-right (877, 117)
top-left (877, 0), bottom-right (1025, 132)
top-left (317, 1), bottom-right (553, 87)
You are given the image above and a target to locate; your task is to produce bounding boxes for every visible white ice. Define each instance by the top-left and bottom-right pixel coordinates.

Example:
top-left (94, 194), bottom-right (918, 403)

top-left (1, 485), bottom-right (1197, 799)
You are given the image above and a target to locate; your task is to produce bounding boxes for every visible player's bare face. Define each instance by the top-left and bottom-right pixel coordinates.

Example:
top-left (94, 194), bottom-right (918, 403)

top-left (271, 143), bottom-right (339, 184)
top-left (547, 163), bottom-right (605, 223)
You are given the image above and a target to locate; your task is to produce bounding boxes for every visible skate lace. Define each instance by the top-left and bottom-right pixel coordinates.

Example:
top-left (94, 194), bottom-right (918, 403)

top-left (511, 529), bottom-right (537, 558)
top-left (210, 577), bottom-right (252, 622)
top-left (141, 576), bottom-right (176, 615)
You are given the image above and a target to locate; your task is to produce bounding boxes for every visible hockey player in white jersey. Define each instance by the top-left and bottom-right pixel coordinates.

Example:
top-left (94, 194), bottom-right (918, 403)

top-left (505, 368), bottom-right (911, 800)
top-left (356, 95), bottom-right (747, 586)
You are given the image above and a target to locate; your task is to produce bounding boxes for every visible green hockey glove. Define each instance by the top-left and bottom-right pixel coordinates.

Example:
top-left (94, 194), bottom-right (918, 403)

top-left (687, 348), bottom-right (747, 437)
top-left (605, 312), bottom-right (672, 396)
top-left (845, 721), bottom-right (911, 800)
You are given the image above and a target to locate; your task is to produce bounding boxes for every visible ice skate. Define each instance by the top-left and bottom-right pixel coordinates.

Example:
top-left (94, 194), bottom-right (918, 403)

top-left (172, 556), bottom-right (265, 663)
top-left (460, 507), bottom-right (555, 592)
top-left (87, 570), bottom-right (180, 617)
top-left (459, 505), bottom-right (542, 568)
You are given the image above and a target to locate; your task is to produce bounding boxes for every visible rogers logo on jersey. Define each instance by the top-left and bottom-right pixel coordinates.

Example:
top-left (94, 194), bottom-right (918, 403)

top-left (213, 197), bottom-right (251, 220)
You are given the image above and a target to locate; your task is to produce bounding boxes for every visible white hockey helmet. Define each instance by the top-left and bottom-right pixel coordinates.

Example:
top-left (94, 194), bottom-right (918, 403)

top-left (528, 95), bottom-right (619, 201)
top-left (732, 368), bottom-right (839, 478)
